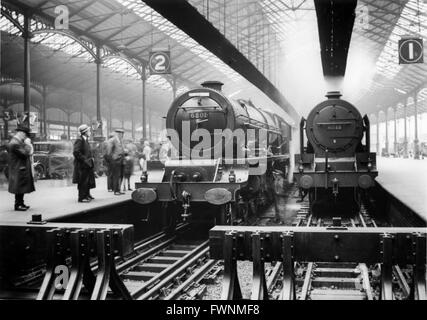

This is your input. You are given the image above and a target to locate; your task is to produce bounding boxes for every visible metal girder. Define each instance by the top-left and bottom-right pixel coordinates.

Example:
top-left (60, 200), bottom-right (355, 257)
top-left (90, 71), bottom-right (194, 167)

top-left (220, 232), bottom-right (242, 300)
top-left (142, 0), bottom-right (299, 123)
top-left (210, 226), bottom-right (427, 264)
top-left (314, 0), bottom-right (357, 76)
top-left (69, 0), bottom-right (98, 19)
top-left (251, 232), bottom-right (268, 300)
top-left (211, 226), bottom-right (427, 300)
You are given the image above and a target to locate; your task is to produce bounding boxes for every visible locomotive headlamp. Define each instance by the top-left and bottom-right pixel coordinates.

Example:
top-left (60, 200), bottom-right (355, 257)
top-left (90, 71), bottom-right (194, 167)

top-left (140, 172), bottom-right (148, 183)
top-left (192, 171), bottom-right (202, 182)
top-left (298, 164), bottom-right (304, 173)
top-left (367, 161), bottom-right (373, 172)
top-left (229, 170), bottom-right (236, 183)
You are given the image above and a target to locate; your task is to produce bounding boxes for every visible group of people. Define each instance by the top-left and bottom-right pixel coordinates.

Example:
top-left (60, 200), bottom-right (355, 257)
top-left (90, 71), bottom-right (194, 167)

top-left (73, 126), bottom-right (139, 201)
top-left (6, 123), bottom-right (156, 210)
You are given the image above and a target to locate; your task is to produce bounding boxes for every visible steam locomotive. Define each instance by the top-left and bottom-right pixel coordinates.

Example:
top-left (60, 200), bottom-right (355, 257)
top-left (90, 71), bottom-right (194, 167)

top-left (294, 91), bottom-right (378, 216)
top-left (132, 81), bottom-right (291, 225)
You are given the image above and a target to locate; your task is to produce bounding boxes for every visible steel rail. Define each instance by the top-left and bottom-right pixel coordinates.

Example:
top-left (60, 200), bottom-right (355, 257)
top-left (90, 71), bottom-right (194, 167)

top-left (131, 241), bottom-right (209, 299)
top-left (165, 259), bottom-right (217, 300)
top-left (136, 243), bottom-right (210, 300)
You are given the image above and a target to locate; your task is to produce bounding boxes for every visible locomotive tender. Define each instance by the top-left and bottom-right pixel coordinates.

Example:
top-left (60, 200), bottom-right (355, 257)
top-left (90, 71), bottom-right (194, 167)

top-left (294, 91), bottom-right (378, 216)
top-left (132, 81), bottom-right (291, 224)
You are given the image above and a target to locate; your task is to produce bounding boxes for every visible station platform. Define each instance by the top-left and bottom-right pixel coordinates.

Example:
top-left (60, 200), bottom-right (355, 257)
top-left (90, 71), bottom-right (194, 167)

top-left (376, 157), bottom-right (427, 223)
top-left (0, 173), bottom-right (140, 223)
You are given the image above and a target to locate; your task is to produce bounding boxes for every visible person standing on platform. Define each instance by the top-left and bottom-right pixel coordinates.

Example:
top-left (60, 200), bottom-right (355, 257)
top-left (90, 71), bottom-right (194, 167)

top-left (103, 134), bottom-right (114, 192)
top-left (107, 129), bottom-right (125, 195)
top-left (7, 125), bottom-right (35, 211)
top-left (140, 140), bottom-right (152, 172)
top-left (122, 149), bottom-right (134, 191)
top-left (73, 124), bottom-right (96, 202)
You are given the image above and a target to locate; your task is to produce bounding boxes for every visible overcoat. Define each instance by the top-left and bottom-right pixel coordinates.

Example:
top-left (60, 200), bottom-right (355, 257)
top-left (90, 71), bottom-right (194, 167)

top-left (8, 136), bottom-right (35, 194)
top-left (72, 136), bottom-right (96, 188)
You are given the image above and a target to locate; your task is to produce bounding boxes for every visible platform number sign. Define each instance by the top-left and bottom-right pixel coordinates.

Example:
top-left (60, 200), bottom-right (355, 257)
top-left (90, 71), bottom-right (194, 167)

top-left (398, 38), bottom-right (424, 64)
top-left (149, 51), bottom-right (171, 75)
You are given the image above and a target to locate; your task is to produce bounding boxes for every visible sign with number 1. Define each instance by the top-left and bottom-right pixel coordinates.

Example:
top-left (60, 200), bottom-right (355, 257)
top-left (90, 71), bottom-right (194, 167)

top-left (149, 51), bottom-right (171, 75)
top-left (398, 38), bottom-right (424, 64)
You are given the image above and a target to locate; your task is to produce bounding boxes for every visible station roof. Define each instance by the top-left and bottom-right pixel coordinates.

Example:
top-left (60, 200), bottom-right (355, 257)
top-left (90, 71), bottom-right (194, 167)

top-left (1, 0), bottom-right (427, 129)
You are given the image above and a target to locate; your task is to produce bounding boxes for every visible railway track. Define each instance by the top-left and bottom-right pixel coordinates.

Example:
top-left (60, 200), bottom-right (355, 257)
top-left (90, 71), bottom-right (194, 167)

top-left (262, 190), bottom-right (379, 300)
top-left (119, 240), bottom-right (210, 299)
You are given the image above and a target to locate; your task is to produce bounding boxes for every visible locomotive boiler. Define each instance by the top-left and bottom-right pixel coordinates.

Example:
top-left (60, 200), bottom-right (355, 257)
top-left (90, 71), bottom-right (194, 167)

top-left (132, 81), bottom-right (291, 226)
top-left (294, 91), bottom-right (378, 216)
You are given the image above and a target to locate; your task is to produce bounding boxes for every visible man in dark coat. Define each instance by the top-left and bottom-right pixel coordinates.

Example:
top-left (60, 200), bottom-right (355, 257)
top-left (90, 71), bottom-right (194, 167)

top-left (73, 124), bottom-right (96, 202)
top-left (8, 125), bottom-right (35, 211)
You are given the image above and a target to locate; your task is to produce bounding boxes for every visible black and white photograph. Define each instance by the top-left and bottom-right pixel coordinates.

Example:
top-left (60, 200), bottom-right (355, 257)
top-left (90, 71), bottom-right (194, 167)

top-left (0, 0), bottom-right (426, 309)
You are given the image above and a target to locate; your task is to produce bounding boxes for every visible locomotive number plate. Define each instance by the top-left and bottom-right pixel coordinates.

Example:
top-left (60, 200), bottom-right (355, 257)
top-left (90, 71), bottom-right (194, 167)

top-left (327, 124), bottom-right (343, 130)
top-left (190, 112), bottom-right (209, 120)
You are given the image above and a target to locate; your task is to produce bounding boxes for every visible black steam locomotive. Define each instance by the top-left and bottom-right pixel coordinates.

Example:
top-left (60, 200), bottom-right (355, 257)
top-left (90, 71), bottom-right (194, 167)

top-left (294, 91), bottom-right (378, 216)
top-left (132, 81), bottom-right (291, 225)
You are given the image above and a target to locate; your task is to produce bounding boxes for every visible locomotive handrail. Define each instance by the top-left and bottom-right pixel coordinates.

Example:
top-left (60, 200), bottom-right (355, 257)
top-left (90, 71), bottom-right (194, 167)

top-left (178, 106), bottom-right (225, 113)
top-left (300, 118), bottom-right (306, 155)
top-left (363, 115), bottom-right (370, 153)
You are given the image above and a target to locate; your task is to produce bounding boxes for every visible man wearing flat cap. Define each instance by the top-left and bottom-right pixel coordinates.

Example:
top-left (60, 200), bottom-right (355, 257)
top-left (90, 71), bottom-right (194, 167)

top-left (73, 124), bottom-right (96, 202)
top-left (107, 128), bottom-right (125, 195)
top-left (7, 125), bottom-right (35, 211)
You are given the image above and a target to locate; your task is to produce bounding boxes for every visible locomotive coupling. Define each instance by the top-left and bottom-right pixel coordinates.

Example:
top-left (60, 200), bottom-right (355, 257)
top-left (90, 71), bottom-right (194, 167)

top-left (181, 191), bottom-right (192, 221)
top-left (228, 170), bottom-right (236, 183)
top-left (332, 178), bottom-right (339, 197)
top-left (140, 171), bottom-right (148, 182)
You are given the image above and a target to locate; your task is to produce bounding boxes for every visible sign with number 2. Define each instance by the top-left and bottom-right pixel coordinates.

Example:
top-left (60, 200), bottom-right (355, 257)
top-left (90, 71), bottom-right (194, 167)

top-left (149, 51), bottom-right (171, 75)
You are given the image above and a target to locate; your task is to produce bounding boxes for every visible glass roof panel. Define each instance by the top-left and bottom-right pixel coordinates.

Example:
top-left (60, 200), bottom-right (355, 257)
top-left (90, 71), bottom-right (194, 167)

top-left (375, 0), bottom-right (427, 79)
top-left (0, 14), bottom-right (23, 36)
top-left (115, 0), bottom-right (241, 82)
top-left (31, 32), bottom-right (95, 62)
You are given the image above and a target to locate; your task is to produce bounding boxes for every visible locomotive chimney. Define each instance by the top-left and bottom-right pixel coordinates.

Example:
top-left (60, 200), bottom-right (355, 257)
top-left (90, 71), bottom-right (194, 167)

top-left (201, 81), bottom-right (224, 92)
top-left (325, 91), bottom-right (342, 99)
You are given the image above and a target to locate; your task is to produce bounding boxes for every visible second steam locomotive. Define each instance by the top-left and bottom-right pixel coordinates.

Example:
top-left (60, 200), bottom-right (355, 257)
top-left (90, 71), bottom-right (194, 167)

top-left (294, 91), bottom-right (378, 216)
top-left (132, 81), bottom-right (291, 225)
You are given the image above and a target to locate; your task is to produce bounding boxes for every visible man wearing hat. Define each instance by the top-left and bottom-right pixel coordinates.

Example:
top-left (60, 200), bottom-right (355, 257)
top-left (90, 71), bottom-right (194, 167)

top-left (7, 125), bottom-right (35, 211)
top-left (106, 128), bottom-right (125, 195)
top-left (73, 124), bottom-right (96, 202)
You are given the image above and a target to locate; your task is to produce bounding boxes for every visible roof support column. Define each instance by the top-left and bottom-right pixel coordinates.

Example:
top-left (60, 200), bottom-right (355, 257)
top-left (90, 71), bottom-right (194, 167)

top-left (148, 108), bottom-right (152, 141)
top-left (403, 102), bottom-right (408, 158)
top-left (23, 14), bottom-right (31, 129)
top-left (108, 104), bottom-right (112, 138)
top-left (394, 106), bottom-right (398, 156)
top-left (95, 47), bottom-right (103, 138)
top-left (376, 111), bottom-right (380, 155)
top-left (3, 104), bottom-right (9, 140)
top-left (80, 95), bottom-right (84, 124)
top-left (67, 113), bottom-right (71, 140)
top-left (42, 85), bottom-right (47, 139)
top-left (141, 75), bottom-right (147, 140)
top-left (131, 106), bottom-right (135, 141)
top-left (172, 76), bottom-right (177, 100)
top-left (414, 92), bottom-right (420, 159)
top-left (385, 109), bottom-right (389, 156)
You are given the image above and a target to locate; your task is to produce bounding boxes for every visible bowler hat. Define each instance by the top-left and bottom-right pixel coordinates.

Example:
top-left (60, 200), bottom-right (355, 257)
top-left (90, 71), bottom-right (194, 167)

top-left (115, 128), bottom-right (125, 133)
